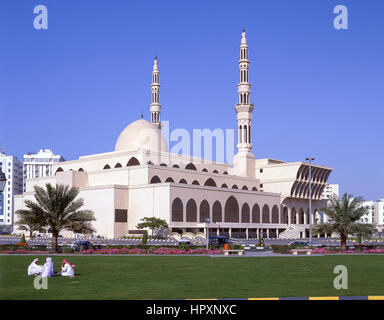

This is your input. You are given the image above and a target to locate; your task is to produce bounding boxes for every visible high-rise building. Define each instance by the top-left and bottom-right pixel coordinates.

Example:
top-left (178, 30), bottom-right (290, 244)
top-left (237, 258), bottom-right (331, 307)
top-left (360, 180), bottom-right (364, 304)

top-left (374, 199), bottom-right (384, 227)
top-left (23, 149), bottom-right (64, 191)
top-left (321, 184), bottom-right (339, 200)
top-left (360, 200), bottom-right (375, 224)
top-left (0, 152), bottom-right (23, 233)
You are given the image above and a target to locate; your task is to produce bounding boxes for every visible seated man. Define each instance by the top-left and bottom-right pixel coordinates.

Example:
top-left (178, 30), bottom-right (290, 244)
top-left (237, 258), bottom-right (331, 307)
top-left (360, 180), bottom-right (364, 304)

top-left (60, 259), bottom-right (75, 277)
top-left (27, 258), bottom-right (44, 276)
top-left (42, 257), bottom-right (54, 278)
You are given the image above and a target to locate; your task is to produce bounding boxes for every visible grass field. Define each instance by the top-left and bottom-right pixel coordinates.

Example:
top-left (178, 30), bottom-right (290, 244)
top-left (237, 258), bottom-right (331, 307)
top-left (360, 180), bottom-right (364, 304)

top-left (1, 255), bottom-right (383, 299)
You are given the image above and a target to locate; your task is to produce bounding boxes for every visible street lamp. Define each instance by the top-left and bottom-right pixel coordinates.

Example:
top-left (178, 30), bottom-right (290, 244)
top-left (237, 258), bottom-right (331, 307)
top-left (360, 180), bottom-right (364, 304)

top-left (305, 157), bottom-right (315, 245)
top-left (205, 217), bottom-right (210, 250)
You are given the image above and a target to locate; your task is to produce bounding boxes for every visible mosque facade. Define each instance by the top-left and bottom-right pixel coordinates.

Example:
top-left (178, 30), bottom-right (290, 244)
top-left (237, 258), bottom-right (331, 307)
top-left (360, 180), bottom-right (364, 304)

top-left (14, 31), bottom-right (332, 239)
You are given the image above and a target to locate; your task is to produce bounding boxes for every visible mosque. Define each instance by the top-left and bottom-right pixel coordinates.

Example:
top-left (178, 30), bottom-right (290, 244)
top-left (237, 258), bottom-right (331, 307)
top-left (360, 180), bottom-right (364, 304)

top-left (14, 30), bottom-right (332, 240)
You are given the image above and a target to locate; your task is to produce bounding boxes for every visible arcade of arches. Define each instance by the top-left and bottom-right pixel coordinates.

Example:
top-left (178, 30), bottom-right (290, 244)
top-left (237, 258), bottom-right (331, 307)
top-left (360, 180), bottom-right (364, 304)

top-left (171, 197), bottom-right (322, 239)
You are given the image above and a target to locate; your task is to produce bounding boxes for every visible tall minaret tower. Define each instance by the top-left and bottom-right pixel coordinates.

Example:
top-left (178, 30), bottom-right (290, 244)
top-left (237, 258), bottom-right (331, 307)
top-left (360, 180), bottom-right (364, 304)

top-left (232, 29), bottom-right (256, 177)
top-left (150, 57), bottom-right (161, 127)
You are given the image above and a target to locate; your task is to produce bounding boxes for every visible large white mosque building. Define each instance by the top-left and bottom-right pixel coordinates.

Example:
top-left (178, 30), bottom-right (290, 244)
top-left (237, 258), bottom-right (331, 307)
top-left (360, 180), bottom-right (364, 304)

top-left (14, 31), bottom-right (332, 239)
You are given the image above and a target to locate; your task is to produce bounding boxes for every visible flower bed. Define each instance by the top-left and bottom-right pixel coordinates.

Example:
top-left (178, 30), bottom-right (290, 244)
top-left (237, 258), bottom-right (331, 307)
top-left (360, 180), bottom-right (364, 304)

top-left (0, 250), bottom-right (48, 254)
top-left (80, 247), bottom-right (223, 255)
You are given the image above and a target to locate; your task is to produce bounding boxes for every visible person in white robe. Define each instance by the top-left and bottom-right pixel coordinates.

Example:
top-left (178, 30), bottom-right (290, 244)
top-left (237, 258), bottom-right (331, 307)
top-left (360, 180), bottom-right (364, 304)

top-left (60, 261), bottom-right (75, 277)
top-left (41, 257), bottom-right (54, 278)
top-left (27, 258), bottom-right (43, 276)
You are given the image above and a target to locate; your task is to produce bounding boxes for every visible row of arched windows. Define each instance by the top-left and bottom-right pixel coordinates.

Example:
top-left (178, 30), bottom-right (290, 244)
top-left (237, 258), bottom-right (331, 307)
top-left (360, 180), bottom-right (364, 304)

top-left (239, 93), bottom-right (249, 104)
top-left (55, 158), bottom-right (231, 176)
top-left (150, 175), bottom-right (258, 191)
top-left (240, 69), bottom-right (249, 83)
top-left (238, 125), bottom-right (250, 144)
top-left (160, 162), bottom-right (228, 175)
top-left (172, 197), bottom-right (279, 223)
top-left (55, 157), bottom-right (141, 174)
top-left (240, 48), bottom-right (248, 60)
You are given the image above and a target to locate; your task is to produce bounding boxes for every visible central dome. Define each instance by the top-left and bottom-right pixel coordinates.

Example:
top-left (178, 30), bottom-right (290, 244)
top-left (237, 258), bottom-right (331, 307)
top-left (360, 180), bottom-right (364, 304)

top-left (115, 119), bottom-right (169, 153)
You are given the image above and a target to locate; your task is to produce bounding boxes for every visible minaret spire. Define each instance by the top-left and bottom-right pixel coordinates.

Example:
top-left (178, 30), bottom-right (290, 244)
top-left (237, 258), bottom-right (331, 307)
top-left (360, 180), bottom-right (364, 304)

top-left (235, 29), bottom-right (254, 153)
top-left (150, 56), bottom-right (161, 126)
top-left (231, 29), bottom-right (255, 178)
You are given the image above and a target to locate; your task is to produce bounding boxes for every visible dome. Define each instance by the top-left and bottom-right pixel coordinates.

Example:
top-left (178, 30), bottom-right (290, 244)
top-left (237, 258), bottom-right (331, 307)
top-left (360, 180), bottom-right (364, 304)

top-left (115, 119), bottom-right (169, 153)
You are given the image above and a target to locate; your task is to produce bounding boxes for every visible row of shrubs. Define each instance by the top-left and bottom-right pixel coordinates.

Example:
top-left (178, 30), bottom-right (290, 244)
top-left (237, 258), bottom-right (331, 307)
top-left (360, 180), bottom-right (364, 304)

top-left (0, 243), bottom-right (243, 253)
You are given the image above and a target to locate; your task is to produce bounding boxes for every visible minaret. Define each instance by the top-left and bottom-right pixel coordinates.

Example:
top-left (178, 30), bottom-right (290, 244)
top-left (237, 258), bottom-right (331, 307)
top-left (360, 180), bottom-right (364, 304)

top-left (236, 29), bottom-right (254, 152)
top-left (232, 29), bottom-right (256, 177)
top-left (150, 57), bottom-right (161, 127)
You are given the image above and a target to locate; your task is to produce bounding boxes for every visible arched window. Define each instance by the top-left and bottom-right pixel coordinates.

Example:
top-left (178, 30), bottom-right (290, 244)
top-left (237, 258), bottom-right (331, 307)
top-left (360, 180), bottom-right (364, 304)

top-left (204, 178), bottom-right (217, 187)
top-left (114, 163), bottom-right (122, 168)
top-left (192, 180), bottom-right (200, 185)
top-left (232, 185), bottom-right (238, 189)
top-left (165, 177), bottom-right (174, 183)
top-left (202, 168), bottom-right (208, 172)
top-left (242, 185), bottom-right (248, 190)
top-left (299, 209), bottom-right (305, 224)
top-left (239, 125), bottom-right (243, 143)
top-left (172, 164), bottom-right (180, 168)
top-left (262, 204), bottom-right (270, 223)
top-left (291, 208), bottom-right (297, 224)
top-left (179, 179), bottom-right (187, 184)
top-left (241, 203), bottom-right (250, 223)
top-left (172, 198), bottom-right (183, 222)
top-left (147, 161), bottom-right (154, 165)
top-left (186, 199), bottom-right (197, 222)
top-left (103, 165), bottom-right (111, 170)
top-left (127, 157), bottom-right (140, 166)
top-left (223, 171), bottom-right (228, 175)
top-left (55, 167), bottom-right (64, 175)
top-left (221, 183), bottom-right (228, 188)
top-left (244, 125), bottom-right (247, 143)
top-left (150, 176), bottom-right (161, 184)
top-left (252, 204), bottom-right (260, 223)
top-left (272, 205), bottom-right (279, 223)
top-left (224, 196), bottom-right (239, 222)
top-left (251, 187), bottom-right (257, 191)
top-left (200, 200), bottom-right (210, 222)
top-left (185, 163), bottom-right (197, 170)
top-left (160, 163), bottom-right (167, 167)
top-left (212, 201), bottom-right (222, 222)
top-left (78, 168), bottom-right (84, 172)
top-left (283, 207), bottom-right (289, 224)
top-left (212, 170), bottom-right (218, 174)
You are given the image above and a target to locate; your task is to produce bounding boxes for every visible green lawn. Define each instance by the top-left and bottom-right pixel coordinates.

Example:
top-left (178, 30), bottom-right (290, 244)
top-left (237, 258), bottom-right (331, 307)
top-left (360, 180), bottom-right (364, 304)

top-left (0, 255), bottom-right (383, 299)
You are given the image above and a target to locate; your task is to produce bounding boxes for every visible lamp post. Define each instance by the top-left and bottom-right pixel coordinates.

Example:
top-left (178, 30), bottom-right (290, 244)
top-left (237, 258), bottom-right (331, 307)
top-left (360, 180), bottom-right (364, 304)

top-left (305, 157), bottom-right (315, 245)
top-left (205, 217), bottom-right (210, 251)
top-left (0, 167), bottom-right (6, 233)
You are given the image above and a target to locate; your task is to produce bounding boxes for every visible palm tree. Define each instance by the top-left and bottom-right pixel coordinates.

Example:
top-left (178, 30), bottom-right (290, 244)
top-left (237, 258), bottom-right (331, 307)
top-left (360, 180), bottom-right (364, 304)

top-left (15, 212), bottom-right (43, 238)
top-left (314, 193), bottom-right (374, 250)
top-left (16, 183), bottom-right (95, 252)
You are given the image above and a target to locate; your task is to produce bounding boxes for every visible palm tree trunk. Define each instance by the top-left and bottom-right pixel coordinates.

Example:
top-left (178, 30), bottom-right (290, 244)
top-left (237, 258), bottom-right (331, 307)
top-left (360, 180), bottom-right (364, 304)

top-left (52, 230), bottom-right (59, 253)
top-left (340, 234), bottom-right (347, 251)
top-left (29, 230), bottom-right (33, 238)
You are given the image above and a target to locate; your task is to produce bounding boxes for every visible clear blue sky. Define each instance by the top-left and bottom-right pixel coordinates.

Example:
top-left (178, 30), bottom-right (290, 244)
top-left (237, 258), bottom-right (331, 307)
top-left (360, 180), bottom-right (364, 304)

top-left (1, 0), bottom-right (383, 200)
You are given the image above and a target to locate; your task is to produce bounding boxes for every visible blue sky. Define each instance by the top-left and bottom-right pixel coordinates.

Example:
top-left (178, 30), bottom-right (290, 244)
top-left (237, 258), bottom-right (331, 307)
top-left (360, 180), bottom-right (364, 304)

top-left (0, 0), bottom-right (383, 200)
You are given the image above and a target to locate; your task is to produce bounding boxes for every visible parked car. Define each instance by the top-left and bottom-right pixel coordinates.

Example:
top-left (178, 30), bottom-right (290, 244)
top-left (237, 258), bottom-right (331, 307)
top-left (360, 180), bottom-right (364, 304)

top-left (71, 240), bottom-right (93, 252)
top-left (288, 240), bottom-right (309, 247)
top-left (178, 238), bottom-right (192, 245)
top-left (209, 236), bottom-right (231, 246)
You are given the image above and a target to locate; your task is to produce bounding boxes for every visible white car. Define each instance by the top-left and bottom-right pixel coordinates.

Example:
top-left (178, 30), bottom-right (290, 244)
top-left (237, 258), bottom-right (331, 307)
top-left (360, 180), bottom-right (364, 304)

top-left (178, 238), bottom-right (192, 245)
